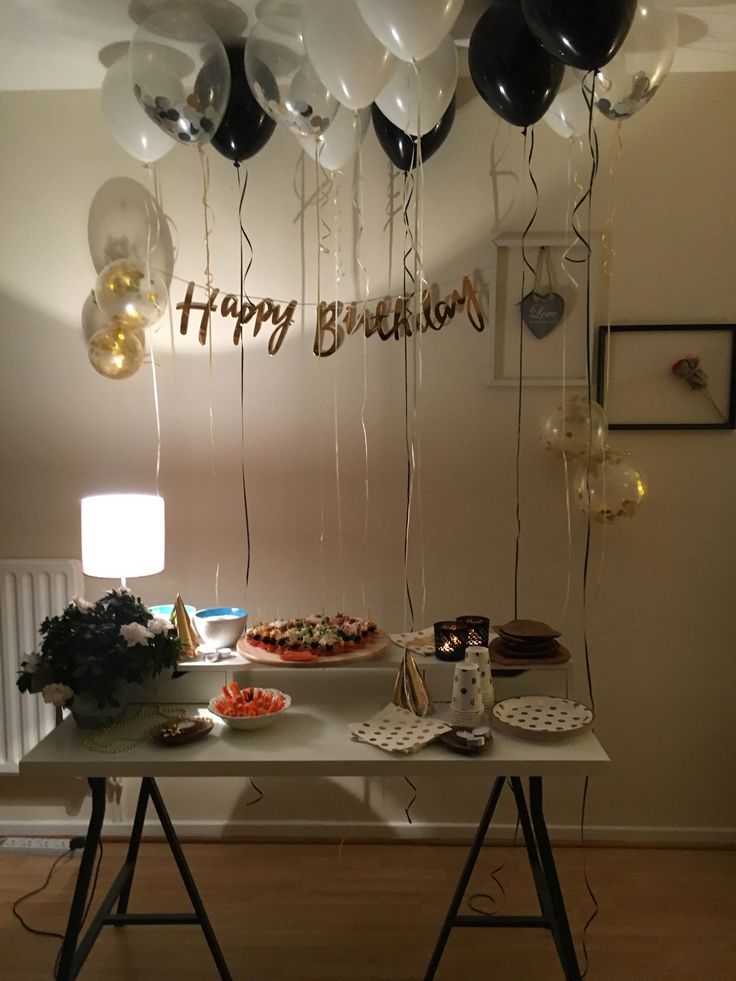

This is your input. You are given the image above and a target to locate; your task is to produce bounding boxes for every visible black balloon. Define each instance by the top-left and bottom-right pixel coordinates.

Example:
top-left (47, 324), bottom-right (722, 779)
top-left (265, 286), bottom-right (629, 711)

top-left (521, 0), bottom-right (637, 71)
top-left (210, 41), bottom-right (276, 163)
top-left (372, 98), bottom-right (455, 173)
top-left (469, 1), bottom-right (564, 128)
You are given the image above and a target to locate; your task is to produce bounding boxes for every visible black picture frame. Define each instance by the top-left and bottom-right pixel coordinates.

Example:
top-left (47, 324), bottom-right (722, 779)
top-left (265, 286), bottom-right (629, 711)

top-left (596, 324), bottom-right (736, 430)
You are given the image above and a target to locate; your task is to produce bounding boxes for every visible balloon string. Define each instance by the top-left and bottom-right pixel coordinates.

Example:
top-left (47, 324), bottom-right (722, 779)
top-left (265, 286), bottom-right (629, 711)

top-left (384, 159), bottom-right (401, 295)
top-left (292, 152), bottom-right (308, 334)
top-left (333, 179), bottom-right (345, 612)
top-left (513, 127), bottom-right (538, 620)
top-left (246, 778), bottom-right (264, 807)
top-left (594, 121), bottom-right (625, 605)
top-left (410, 58), bottom-right (427, 625)
top-left (579, 776), bottom-right (599, 977)
top-left (198, 146), bottom-right (220, 604)
top-left (414, 98), bottom-right (427, 628)
top-left (353, 148), bottom-right (371, 616)
top-left (149, 164), bottom-right (180, 360)
top-left (141, 163), bottom-right (162, 496)
top-left (401, 172), bottom-right (416, 632)
top-left (580, 72), bottom-right (598, 717)
top-left (403, 776), bottom-right (417, 824)
top-left (559, 137), bottom-right (585, 626)
top-left (570, 75), bottom-right (599, 258)
top-left (235, 164), bottom-right (253, 597)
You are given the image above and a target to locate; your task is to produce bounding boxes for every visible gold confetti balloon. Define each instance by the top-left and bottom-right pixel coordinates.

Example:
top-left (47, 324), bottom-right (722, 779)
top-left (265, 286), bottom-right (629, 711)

top-left (573, 449), bottom-right (647, 524)
top-left (94, 258), bottom-right (167, 329)
top-left (88, 326), bottom-right (144, 380)
top-left (540, 395), bottom-right (608, 461)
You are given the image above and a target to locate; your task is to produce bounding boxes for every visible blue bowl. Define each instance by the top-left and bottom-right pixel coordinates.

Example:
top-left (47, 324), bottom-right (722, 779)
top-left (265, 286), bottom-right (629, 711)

top-left (149, 604), bottom-right (196, 620)
top-left (194, 607), bottom-right (248, 649)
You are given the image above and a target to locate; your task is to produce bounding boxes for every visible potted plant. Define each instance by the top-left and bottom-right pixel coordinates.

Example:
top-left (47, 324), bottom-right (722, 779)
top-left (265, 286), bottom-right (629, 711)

top-left (17, 589), bottom-right (182, 728)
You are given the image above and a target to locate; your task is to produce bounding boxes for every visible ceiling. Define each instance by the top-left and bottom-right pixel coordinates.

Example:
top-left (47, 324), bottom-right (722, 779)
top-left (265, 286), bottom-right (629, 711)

top-left (0, 0), bottom-right (733, 92)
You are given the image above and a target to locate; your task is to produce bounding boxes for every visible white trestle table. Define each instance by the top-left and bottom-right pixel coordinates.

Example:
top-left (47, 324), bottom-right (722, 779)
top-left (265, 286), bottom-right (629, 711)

top-left (20, 666), bottom-right (609, 980)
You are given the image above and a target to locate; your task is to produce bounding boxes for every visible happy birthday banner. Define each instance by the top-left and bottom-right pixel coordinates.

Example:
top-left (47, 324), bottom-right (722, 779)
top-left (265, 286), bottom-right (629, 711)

top-left (176, 274), bottom-right (485, 357)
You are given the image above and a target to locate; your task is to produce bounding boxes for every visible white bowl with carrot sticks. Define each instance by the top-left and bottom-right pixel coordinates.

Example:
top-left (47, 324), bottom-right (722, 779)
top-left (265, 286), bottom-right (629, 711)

top-left (209, 682), bottom-right (291, 730)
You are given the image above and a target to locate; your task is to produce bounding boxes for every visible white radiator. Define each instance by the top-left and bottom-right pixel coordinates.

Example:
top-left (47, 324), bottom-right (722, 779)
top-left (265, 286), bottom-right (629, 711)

top-left (0, 559), bottom-right (83, 774)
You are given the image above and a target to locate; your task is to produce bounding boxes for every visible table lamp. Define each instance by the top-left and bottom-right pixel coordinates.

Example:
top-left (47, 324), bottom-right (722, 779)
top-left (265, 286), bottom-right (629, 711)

top-left (81, 494), bottom-right (165, 587)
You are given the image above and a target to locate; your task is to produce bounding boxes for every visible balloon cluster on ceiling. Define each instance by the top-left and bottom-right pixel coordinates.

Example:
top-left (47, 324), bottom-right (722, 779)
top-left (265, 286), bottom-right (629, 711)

top-left (91, 0), bottom-right (677, 382)
top-left (100, 0), bottom-right (679, 176)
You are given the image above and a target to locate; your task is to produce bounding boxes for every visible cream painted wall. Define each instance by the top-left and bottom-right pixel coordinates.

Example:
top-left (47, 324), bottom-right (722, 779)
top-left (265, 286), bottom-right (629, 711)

top-left (1, 73), bottom-right (735, 842)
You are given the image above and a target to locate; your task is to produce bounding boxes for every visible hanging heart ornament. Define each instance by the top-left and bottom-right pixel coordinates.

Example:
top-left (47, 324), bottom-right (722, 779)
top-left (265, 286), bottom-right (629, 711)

top-left (521, 246), bottom-right (565, 338)
top-left (521, 290), bottom-right (565, 338)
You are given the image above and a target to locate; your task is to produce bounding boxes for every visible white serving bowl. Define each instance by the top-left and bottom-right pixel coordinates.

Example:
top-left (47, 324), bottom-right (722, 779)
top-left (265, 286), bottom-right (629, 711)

top-left (208, 689), bottom-right (291, 731)
top-left (194, 607), bottom-right (248, 649)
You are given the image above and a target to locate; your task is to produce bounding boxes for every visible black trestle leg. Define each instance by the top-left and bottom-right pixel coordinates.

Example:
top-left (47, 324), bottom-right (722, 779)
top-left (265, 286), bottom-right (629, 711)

top-left (146, 778), bottom-right (233, 981)
top-left (56, 778), bottom-right (107, 981)
top-left (424, 775), bottom-right (506, 981)
top-left (528, 777), bottom-right (582, 981)
top-left (114, 777), bottom-right (150, 918)
top-left (510, 777), bottom-right (567, 969)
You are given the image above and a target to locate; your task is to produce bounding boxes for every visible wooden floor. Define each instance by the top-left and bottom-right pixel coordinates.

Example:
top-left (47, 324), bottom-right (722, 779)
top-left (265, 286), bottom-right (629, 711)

top-left (1, 842), bottom-right (734, 980)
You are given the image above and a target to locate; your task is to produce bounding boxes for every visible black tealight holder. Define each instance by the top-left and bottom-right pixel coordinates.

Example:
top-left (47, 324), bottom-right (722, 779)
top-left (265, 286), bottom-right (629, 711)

top-left (457, 615), bottom-right (490, 648)
top-left (434, 621), bottom-right (469, 662)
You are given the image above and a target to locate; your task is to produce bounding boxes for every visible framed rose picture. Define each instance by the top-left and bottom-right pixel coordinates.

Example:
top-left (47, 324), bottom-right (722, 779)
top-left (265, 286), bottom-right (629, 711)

top-left (596, 324), bottom-right (736, 430)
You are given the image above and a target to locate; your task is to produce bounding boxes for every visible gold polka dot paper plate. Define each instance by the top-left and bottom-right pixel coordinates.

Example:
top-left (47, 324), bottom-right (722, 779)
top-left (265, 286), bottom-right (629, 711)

top-left (492, 696), bottom-right (593, 740)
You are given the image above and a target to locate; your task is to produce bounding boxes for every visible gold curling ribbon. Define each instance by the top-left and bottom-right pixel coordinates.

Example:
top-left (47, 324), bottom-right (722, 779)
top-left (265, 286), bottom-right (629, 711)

top-left (173, 594), bottom-right (202, 658)
top-left (392, 652), bottom-right (432, 718)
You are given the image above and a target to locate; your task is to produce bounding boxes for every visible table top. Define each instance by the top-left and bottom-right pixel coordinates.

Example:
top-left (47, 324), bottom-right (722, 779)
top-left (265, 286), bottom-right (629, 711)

top-left (20, 684), bottom-right (609, 780)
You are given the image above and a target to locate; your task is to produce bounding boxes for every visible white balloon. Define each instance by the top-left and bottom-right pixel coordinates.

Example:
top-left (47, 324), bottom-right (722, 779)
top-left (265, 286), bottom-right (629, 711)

top-left (374, 34), bottom-right (457, 137)
top-left (543, 69), bottom-right (589, 140)
top-left (303, 0), bottom-right (395, 110)
top-left (100, 58), bottom-right (174, 163)
top-left (356, 0), bottom-right (464, 62)
top-left (296, 104), bottom-right (370, 171)
top-left (593, 3), bottom-right (679, 121)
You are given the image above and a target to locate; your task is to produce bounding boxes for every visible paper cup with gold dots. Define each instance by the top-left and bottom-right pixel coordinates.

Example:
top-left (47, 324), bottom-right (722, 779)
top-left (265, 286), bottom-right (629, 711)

top-left (449, 662), bottom-right (485, 727)
top-left (466, 645), bottom-right (495, 710)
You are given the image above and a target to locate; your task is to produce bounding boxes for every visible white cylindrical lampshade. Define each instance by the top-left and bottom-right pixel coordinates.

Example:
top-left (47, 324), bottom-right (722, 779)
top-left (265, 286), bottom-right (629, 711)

top-left (81, 494), bottom-right (165, 579)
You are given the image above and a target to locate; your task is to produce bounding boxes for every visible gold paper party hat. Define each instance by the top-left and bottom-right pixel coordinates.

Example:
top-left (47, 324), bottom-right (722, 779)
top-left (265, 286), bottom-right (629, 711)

top-left (392, 652), bottom-right (432, 717)
top-left (173, 594), bottom-right (202, 658)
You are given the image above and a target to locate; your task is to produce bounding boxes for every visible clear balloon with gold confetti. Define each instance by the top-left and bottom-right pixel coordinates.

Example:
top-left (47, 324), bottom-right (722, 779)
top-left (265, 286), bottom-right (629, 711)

top-left (88, 325), bottom-right (144, 380)
top-left (94, 258), bottom-right (167, 330)
top-left (540, 394), bottom-right (608, 461)
top-left (573, 448), bottom-right (647, 524)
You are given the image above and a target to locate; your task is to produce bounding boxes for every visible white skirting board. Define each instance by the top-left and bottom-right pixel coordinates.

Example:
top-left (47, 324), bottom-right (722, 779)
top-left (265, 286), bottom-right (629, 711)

top-left (0, 819), bottom-right (733, 846)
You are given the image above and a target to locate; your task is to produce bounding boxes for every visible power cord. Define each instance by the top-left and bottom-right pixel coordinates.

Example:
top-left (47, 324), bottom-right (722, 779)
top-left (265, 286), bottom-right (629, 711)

top-left (11, 839), bottom-right (86, 940)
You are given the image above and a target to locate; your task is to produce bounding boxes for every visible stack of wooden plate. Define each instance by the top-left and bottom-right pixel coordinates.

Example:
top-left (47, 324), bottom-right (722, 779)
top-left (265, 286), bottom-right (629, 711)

top-left (489, 619), bottom-right (570, 666)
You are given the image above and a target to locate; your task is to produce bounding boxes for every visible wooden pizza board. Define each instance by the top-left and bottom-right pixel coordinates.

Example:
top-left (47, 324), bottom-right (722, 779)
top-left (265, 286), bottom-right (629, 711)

top-left (236, 629), bottom-right (392, 667)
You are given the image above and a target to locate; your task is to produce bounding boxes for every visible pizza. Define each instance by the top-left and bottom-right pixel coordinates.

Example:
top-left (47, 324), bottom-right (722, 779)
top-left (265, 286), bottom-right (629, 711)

top-left (244, 613), bottom-right (378, 663)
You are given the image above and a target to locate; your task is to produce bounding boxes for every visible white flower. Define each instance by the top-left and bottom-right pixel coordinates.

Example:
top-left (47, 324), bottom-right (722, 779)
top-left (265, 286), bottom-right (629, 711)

top-left (148, 617), bottom-right (174, 635)
top-left (21, 652), bottom-right (43, 674)
top-left (120, 622), bottom-right (154, 647)
top-left (72, 595), bottom-right (94, 613)
top-left (42, 682), bottom-right (74, 706)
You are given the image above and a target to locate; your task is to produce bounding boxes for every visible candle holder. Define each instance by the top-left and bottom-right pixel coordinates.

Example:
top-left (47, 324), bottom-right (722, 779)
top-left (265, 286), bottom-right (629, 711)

top-left (434, 621), bottom-right (469, 662)
top-left (457, 615), bottom-right (490, 648)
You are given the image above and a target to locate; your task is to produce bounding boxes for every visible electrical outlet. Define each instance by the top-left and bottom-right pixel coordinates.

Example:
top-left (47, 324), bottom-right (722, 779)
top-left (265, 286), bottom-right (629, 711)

top-left (0, 837), bottom-right (77, 855)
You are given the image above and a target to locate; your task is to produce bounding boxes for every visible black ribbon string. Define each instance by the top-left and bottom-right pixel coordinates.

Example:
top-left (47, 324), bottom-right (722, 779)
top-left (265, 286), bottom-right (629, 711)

top-left (235, 163), bottom-right (253, 595)
top-left (513, 127), bottom-right (540, 620)
top-left (402, 171), bottom-right (416, 632)
top-left (246, 777), bottom-right (264, 807)
top-left (403, 775), bottom-right (417, 824)
top-left (577, 72), bottom-right (600, 977)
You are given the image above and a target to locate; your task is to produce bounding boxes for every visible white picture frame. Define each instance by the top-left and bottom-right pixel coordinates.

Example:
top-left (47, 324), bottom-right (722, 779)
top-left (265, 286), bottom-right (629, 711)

top-left (488, 232), bottom-right (598, 387)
